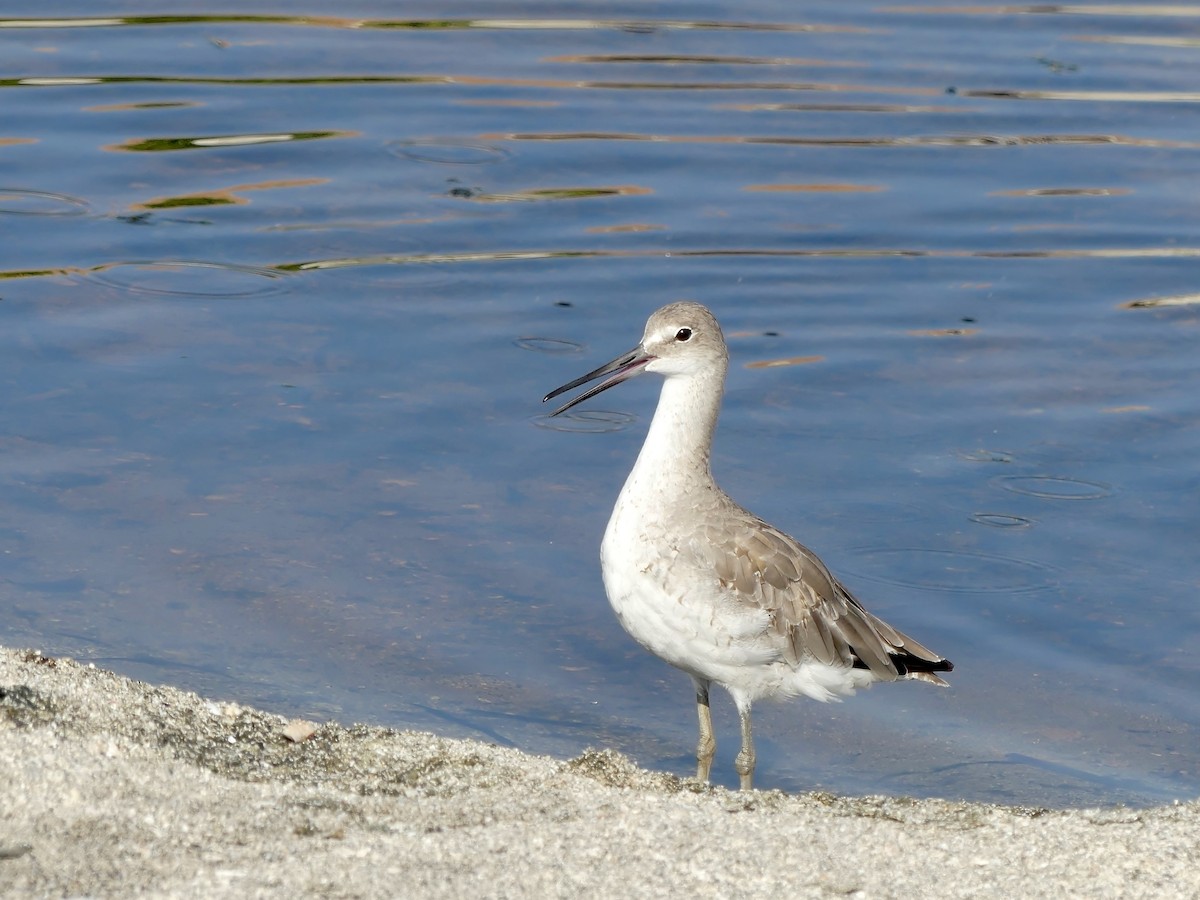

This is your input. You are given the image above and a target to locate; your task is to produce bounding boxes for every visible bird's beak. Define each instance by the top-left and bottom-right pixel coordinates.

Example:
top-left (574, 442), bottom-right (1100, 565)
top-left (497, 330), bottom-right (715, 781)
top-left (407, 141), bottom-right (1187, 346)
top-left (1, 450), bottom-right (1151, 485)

top-left (543, 345), bottom-right (654, 417)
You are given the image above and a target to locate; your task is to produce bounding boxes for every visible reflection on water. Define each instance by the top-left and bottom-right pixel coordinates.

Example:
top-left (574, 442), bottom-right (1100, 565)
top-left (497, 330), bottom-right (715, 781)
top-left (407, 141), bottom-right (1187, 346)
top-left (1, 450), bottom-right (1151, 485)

top-left (111, 131), bottom-right (354, 152)
top-left (1, 1), bottom-right (1199, 808)
top-left (0, 15), bottom-right (876, 32)
top-left (547, 54), bottom-right (862, 66)
top-left (451, 185), bottom-right (653, 203)
top-left (743, 354), bottom-right (823, 369)
top-left (991, 187), bottom-right (1130, 197)
top-left (889, 5), bottom-right (1200, 18)
top-left (961, 89), bottom-right (1200, 103)
top-left (134, 178), bottom-right (328, 211)
top-left (1123, 293), bottom-right (1200, 309)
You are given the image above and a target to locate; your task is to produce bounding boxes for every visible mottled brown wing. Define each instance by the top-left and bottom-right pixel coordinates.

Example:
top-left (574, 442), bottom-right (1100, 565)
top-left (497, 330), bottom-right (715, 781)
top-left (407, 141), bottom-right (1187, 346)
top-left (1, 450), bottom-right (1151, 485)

top-left (701, 512), bottom-right (948, 682)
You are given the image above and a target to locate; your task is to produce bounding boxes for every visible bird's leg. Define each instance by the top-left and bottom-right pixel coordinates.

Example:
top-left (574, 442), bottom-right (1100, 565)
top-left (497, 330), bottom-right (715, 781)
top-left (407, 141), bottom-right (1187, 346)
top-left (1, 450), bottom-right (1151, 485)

top-left (692, 677), bottom-right (715, 784)
top-left (733, 703), bottom-right (755, 791)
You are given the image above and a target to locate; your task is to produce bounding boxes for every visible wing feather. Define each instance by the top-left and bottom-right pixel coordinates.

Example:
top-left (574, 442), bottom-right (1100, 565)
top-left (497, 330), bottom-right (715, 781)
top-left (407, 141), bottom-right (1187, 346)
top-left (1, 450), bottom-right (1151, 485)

top-left (704, 507), bottom-right (948, 680)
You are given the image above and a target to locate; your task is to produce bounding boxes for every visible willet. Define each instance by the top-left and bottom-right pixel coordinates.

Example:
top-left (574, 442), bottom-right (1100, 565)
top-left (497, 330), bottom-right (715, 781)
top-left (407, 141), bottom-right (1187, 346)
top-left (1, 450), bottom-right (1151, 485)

top-left (544, 301), bottom-right (952, 790)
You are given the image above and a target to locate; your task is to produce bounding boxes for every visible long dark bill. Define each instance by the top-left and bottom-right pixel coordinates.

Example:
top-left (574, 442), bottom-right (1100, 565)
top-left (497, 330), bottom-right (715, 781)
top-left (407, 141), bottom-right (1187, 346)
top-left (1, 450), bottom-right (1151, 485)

top-left (543, 345), bottom-right (654, 417)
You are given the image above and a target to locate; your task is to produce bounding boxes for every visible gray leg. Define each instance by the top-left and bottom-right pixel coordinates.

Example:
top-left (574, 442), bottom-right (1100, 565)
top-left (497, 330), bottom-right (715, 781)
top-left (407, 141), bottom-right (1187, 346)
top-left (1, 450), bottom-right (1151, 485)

top-left (733, 703), bottom-right (754, 791)
top-left (692, 677), bottom-right (715, 784)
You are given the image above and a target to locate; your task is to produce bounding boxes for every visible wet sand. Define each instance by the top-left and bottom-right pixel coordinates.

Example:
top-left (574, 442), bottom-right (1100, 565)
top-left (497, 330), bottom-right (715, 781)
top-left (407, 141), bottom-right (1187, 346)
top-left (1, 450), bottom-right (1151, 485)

top-left (1, 645), bottom-right (1193, 898)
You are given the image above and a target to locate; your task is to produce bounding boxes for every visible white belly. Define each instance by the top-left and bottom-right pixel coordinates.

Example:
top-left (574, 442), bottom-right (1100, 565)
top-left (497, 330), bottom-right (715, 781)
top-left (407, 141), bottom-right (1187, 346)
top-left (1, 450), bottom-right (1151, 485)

top-left (601, 503), bottom-right (776, 681)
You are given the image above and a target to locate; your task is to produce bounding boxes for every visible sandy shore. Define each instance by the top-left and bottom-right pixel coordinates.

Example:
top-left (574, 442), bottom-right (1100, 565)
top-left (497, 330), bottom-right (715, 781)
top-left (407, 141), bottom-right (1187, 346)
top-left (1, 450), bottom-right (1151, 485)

top-left (0, 646), bottom-right (1194, 898)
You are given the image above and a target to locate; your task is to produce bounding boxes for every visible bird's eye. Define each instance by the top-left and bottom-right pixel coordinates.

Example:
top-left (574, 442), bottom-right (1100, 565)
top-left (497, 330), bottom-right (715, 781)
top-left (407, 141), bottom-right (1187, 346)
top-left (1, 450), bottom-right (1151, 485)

top-left (675, 328), bottom-right (693, 342)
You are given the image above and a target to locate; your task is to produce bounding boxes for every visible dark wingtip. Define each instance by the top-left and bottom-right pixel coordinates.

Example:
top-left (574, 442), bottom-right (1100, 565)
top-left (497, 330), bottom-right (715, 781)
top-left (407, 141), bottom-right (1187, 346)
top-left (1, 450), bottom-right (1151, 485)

top-left (899, 655), bottom-right (953, 675)
top-left (853, 653), bottom-right (953, 676)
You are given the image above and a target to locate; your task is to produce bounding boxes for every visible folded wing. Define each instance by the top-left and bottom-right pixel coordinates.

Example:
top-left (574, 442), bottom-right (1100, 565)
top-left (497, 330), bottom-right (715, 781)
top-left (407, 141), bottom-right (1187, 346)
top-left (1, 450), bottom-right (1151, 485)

top-left (700, 512), bottom-right (952, 684)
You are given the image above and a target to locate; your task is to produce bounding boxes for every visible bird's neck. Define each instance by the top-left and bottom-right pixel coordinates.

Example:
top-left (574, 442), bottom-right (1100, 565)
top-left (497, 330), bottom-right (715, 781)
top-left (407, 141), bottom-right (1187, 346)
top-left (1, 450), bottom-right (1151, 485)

top-left (624, 368), bottom-right (725, 497)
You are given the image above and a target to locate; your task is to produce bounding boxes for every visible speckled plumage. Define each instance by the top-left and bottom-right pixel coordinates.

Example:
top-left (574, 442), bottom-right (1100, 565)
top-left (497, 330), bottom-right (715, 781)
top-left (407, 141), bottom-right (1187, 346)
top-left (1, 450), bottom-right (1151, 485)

top-left (545, 301), bottom-right (952, 789)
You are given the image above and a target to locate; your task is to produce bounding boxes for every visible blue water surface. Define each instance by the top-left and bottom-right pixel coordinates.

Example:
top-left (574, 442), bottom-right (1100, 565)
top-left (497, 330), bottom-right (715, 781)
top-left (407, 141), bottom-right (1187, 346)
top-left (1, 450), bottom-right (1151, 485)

top-left (2, 1), bottom-right (1198, 806)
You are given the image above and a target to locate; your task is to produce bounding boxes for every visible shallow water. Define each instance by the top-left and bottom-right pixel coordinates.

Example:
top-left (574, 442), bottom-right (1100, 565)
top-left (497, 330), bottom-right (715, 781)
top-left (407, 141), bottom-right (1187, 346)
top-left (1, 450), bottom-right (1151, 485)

top-left (2, 2), bottom-right (1198, 807)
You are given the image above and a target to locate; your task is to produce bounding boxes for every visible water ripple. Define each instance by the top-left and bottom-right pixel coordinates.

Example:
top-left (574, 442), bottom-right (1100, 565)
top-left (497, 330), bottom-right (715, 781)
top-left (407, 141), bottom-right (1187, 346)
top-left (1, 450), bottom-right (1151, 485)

top-left (514, 338), bottom-right (585, 355)
top-left (387, 139), bottom-right (510, 165)
top-left (842, 547), bottom-right (1057, 594)
top-left (0, 188), bottom-right (90, 216)
top-left (888, 4), bottom-right (1200, 16)
top-left (452, 185), bottom-right (651, 203)
top-left (12, 71), bottom-right (1200, 113)
top-left (970, 513), bottom-right (1035, 529)
top-left (956, 448), bottom-right (1016, 464)
top-left (727, 102), bottom-right (961, 113)
top-left (547, 54), bottom-right (861, 66)
top-left (0, 15), bottom-right (874, 33)
top-left (992, 187), bottom-right (1131, 197)
top-left (962, 89), bottom-right (1200, 103)
top-left (489, 131), bottom-right (1199, 148)
top-left (744, 183), bottom-right (884, 193)
top-left (275, 245), bottom-right (1200, 273)
top-left (13, 239), bottom-right (1200, 284)
top-left (531, 410), bottom-right (637, 433)
top-left (994, 475), bottom-right (1113, 501)
top-left (86, 261), bottom-right (289, 298)
top-left (7, 74), bottom-right (943, 95)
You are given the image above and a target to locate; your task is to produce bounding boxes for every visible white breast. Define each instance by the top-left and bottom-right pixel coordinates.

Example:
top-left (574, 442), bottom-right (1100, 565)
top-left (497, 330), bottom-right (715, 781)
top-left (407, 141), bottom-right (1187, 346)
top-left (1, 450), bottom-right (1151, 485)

top-left (602, 498), bottom-right (774, 673)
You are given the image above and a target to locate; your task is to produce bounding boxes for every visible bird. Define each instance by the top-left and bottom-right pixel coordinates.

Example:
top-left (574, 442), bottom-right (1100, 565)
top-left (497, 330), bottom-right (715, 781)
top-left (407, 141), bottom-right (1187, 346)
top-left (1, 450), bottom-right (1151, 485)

top-left (543, 301), bottom-right (952, 790)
